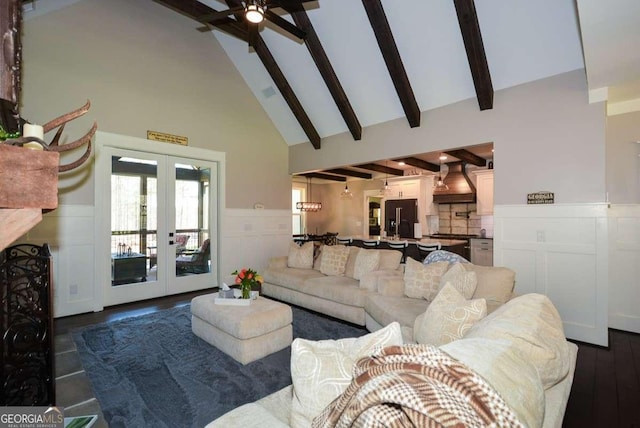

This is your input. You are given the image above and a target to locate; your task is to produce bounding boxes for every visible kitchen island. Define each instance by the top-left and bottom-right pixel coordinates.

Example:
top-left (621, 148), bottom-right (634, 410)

top-left (350, 236), bottom-right (467, 262)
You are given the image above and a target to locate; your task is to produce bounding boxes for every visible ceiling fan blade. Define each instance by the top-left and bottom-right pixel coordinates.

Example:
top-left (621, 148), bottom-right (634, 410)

top-left (247, 23), bottom-right (259, 47)
top-left (264, 10), bottom-right (306, 40)
top-left (197, 6), bottom-right (244, 24)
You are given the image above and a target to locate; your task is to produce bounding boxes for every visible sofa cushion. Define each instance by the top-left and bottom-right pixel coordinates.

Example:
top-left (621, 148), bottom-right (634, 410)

top-left (441, 338), bottom-right (545, 428)
top-left (287, 241), bottom-right (314, 269)
top-left (353, 249), bottom-right (381, 280)
top-left (301, 276), bottom-right (369, 307)
top-left (343, 246), bottom-right (361, 278)
top-left (365, 293), bottom-right (429, 329)
top-left (290, 322), bottom-right (403, 428)
top-left (263, 267), bottom-right (325, 290)
top-left (464, 264), bottom-right (515, 313)
top-left (403, 258), bottom-right (449, 300)
top-left (413, 283), bottom-right (486, 346)
top-left (464, 293), bottom-right (570, 389)
top-left (377, 249), bottom-right (403, 271)
top-left (439, 262), bottom-right (477, 299)
top-left (320, 245), bottom-right (350, 276)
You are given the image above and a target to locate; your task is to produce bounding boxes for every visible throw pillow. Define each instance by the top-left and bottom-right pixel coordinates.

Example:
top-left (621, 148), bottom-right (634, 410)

top-left (439, 262), bottom-right (477, 299)
top-left (288, 241), bottom-right (314, 269)
top-left (403, 258), bottom-right (449, 300)
top-left (423, 249), bottom-right (470, 265)
top-left (343, 246), bottom-right (362, 278)
top-left (414, 283), bottom-right (487, 346)
top-left (290, 322), bottom-right (403, 428)
top-left (319, 245), bottom-right (350, 276)
top-left (353, 250), bottom-right (381, 280)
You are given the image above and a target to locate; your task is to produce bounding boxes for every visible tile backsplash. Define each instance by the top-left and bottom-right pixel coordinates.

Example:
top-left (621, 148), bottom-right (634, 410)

top-left (437, 203), bottom-right (493, 236)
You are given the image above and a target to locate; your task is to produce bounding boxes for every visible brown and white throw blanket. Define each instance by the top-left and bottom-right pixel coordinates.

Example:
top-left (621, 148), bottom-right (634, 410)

top-left (312, 344), bottom-right (524, 428)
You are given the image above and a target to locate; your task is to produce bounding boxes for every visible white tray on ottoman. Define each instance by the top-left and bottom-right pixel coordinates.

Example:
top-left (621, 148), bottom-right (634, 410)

top-left (191, 292), bottom-right (293, 365)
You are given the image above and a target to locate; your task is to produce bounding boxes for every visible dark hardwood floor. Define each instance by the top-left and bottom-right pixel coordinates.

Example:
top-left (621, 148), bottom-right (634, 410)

top-left (56, 292), bottom-right (640, 428)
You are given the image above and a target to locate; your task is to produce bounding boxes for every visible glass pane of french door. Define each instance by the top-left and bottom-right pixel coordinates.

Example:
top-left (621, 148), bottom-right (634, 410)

top-left (167, 158), bottom-right (216, 295)
top-left (106, 151), bottom-right (166, 306)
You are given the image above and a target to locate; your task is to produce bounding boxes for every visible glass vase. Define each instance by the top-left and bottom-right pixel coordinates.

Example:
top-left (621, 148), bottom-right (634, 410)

top-left (241, 283), bottom-right (251, 299)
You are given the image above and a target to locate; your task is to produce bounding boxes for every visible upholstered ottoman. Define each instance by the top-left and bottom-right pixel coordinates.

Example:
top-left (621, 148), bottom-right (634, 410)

top-left (191, 293), bottom-right (293, 364)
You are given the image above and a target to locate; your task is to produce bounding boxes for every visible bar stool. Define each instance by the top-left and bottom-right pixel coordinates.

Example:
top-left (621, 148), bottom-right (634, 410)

top-left (336, 236), bottom-right (352, 246)
top-left (387, 240), bottom-right (409, 263)
top-left (362, 239), bottom-right (380, 248)
top-left (416, 242), bottom-right (441, 261)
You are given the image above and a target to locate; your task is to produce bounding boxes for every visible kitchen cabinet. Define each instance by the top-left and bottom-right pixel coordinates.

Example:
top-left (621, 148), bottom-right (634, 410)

top-left (470, 238), bottom-right (493, 266)
top-left (386, 179), bottom-right (419, 199)
top-left (473, 169), bottom-right (494, 215)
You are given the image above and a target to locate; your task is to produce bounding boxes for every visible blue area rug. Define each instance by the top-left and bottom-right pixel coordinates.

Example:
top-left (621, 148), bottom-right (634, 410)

top-left (72, 303), bottom-right (368, 428)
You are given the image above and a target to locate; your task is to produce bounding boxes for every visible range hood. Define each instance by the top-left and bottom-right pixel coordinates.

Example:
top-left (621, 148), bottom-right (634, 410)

top-left (433, 161), bottom-right (476, 204)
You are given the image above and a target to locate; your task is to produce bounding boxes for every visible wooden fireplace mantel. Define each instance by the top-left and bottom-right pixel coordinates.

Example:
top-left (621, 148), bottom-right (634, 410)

top-left (0, 208), bottom-right (43, 251)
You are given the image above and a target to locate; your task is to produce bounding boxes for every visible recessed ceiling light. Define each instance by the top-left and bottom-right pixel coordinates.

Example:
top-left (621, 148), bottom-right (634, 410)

top-left (439, 155), bottom-right (447, 161)
top-left (398, 161), bottom-right (405, 166)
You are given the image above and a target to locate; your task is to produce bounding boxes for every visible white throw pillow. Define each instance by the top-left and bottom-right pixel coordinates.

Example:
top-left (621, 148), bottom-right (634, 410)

top-left (439, 262), bottom-right (478, 299)
top-left (353, 250), bottom-right (381, 280)
top-left (287, 241), bottom-right (314, 269)
top-left (403, 258), bottom-right (449, 300)
top-left (319, 245), bottom-right (350, 276)
top-left (289, 322), bottom-right (403, 428)
top-left (414, 283), bottom-right (487, 346)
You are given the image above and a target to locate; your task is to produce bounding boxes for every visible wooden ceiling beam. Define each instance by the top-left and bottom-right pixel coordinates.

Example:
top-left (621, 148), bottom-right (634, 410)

top-left (252, 36), bottom-right (321, 149)
top-left (323, 168), bottom-right (373, 179)
top-left (155, 0), bottom-right (248, 41)
top-left (299, 173), bottom-right (347, 182)
top-left (393, 157), bottom-right (439, 172)
top-left (284, 6), bottom-right (362, 141)
top-left (453, 0), bottom-right (493, 110)
top-left (354, 163), bottom-right (404, 176)
top-left (445, 149), bottom-right (487, 166)
top-left (362, 0), bottom-right (420, 128)
top-left (155, 0), bottom-right (321, 149)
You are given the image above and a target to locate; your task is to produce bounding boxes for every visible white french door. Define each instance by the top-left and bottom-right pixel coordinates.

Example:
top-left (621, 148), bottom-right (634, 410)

top-left (95, 134), bottom-right (221, 308)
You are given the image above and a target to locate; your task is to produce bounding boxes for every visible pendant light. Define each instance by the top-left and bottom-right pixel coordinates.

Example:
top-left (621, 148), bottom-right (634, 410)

top-left (379, 161), bottom-right (392, 195)
top-left (434, 154), bottom-right (449, 191)
top-left (296, 177), bottom-right (322, 212)
top-left (340, 181), bottom-right (353, 199)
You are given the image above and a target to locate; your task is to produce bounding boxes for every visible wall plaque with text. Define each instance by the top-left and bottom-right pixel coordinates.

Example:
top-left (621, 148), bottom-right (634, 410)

top-left (147, 130), bottom-right (188, 146)
top-left (527, 191), bottom-right (554, 204)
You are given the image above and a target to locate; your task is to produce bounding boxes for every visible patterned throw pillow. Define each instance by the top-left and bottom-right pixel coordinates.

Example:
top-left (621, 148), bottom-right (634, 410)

top-left (289, 322), bottom-right (403, 428)
top-left (403, 258), bottom-right (449, 300)
top-left (439, 262), bottom-right (477, 299)
top-left (414, 283), bottom-right (487, 346)
top-left (423, 250), bottom-right (470, 265)
top-left (319, 245), bottom-right (350, 276)
top-left (353, 250), bottom-right (381, 280)
top-left (288, 241), bottom-right (314, 269)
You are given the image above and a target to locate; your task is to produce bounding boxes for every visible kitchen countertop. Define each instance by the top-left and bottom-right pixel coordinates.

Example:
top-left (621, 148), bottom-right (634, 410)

top-left (352, 236), bottom-right (468, 246)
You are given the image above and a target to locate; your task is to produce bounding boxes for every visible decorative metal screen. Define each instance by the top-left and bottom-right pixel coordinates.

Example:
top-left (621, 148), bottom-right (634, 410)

top-left (1, 243), bottom-right (55, 405)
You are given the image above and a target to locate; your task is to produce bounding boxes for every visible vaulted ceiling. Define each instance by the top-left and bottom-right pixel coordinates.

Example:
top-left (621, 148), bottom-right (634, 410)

top-left (148, 0), bottom-right (640, 152)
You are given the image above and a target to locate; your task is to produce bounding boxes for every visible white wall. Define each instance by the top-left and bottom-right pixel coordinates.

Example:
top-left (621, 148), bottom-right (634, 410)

top-left (606, 111), bottom-right (640, 204)
top-left (21, 0), bottom-right (291, 210)
top-left (290, 70), bottom-right (606, 205)
top-left (494, 204), bottom-right (609, 346)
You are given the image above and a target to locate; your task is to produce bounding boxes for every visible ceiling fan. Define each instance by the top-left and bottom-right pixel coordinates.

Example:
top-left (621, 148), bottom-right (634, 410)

top-left (197, 0), bottom-right (316, 44)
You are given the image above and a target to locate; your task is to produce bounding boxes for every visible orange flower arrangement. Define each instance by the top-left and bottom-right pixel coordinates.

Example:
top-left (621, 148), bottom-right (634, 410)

top-left (232, 268), bottom-right (264, 299)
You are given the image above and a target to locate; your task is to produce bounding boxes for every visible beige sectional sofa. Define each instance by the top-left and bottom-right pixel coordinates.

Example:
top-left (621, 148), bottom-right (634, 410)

top-left (206, 243), bottom-right (578, 427)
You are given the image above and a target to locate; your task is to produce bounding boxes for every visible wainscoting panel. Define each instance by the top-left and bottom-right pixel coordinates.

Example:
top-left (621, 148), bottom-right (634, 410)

top-left (16, 205), bottom-right (96, 318)
top-left (221, 209), bottom-right (292, 282)
top-left (494, 204), bottom-right (609, 346)
top-left (608, 205), bottom-right (640, 334)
